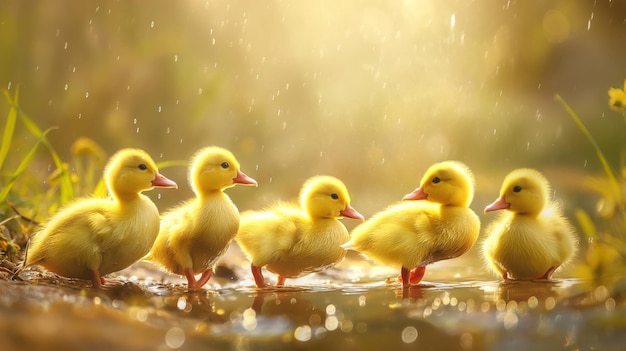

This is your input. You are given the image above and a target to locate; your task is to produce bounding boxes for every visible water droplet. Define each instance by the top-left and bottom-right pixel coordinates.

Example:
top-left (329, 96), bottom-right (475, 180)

top-left (150, 21), bottom-right (155, 28)
top-left (85, 91), bottom-right (89, 98)
top-left (212, 38), bottom-right (216, 45)
top-left (64, 84), bottom-right (69, 91)
top-left (401, 326), bottom-right (418, 343)
top-left (64, 42), bottom-right (68, 49)
top-left (158, 106), bottom-right (162, 112)
top-left (133, 118), bottom-right (137, 125)
top-left (294, 325), bottom-right (312, 342)
top-left (166, 127), bottom-right (170, 134)
top-left (176, 297), bottom-right (187, 310)
top-left (325, 316), bottom-right (339, 331)
top-left (174, 55), bottom-right (178, 62)
top-left (450, 13), bottom-right (456, 30)
top-left (165, 327), bottom-right (185, 349)
top-left (242, 308), bottom-right (257, 331)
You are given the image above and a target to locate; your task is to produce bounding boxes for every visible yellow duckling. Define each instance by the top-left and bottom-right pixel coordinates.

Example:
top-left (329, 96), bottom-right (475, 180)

top-left (146, 146), bottom-right (257, 289)
top-left (235, 175), bottom-right (364, 288)
top-left (22, 148), bottom-right (178, 288)
top-left (343, 161), bottom-right (481, 288)
top-left (482, 168), bottom-right (577, 280)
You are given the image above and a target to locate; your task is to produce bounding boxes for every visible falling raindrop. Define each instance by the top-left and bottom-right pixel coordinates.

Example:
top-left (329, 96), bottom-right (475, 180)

top-left (150, 21), bottom-right (155, 28)
top-left (166, 127), bottom-right (170, 134)
top-left (85, 91), bottom-right (89, 98)
top-left (133, 118), bottom-right (137, 125)
top-left (158, 106), bottom-right (162, 113)
top-left (174, 55), bottom-right (178, 62)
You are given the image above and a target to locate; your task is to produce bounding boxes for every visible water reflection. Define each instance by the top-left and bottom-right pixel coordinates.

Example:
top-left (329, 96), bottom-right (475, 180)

top-left (2, 272), bottom-right (626, 351)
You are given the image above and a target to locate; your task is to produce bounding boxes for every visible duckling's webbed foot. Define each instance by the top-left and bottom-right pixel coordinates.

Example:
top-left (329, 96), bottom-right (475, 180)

top-left (400, 266), bottom-right (426, 288)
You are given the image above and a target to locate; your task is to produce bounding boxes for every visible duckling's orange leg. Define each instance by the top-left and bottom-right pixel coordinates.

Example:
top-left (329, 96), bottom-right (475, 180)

top-left (535, 266), bottom-right (557, 280)
top-left (276, 276), bottom-right (286, 287)
top-left (194, 268), bottom-right (214, 288)
top-left (251, 265), bottom-right (268, 288)
top-left (91, 270), bottom-right (102, 289)
top-left (184, 268), bottom-right (198, 288)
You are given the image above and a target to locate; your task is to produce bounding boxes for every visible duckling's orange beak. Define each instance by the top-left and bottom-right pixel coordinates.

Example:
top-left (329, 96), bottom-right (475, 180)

top-left (340, 204), bottom-right (365, 221)
top-left (152, 173), bottom-right (178, 188)
top-left (234, 170), bottom-right (258, 186)
top-left (402, 186), bottom-right (428, 201)
top-left (484, 195), bottom-right (510, 213)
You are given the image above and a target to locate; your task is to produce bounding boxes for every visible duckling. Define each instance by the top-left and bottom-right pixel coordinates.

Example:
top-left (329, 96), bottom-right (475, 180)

top-left (343, 161), bottom-right (481, 288)
top-left (235, 175), bottom-right (364, 288)
top-left (482, 168), bottom-right (577, 280)
top-left (146, 146), bottom-right (257, 289)
top-left (22, 148), bottom-right (178, 288)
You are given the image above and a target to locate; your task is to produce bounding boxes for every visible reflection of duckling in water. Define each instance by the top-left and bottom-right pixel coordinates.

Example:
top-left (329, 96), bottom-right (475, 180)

top-left (482, 169), bottom-right (577, 281)
top-left (250, 291), bottom-right (325, 326)
top-left (146, 146), bottom-right (257, 289)
top-left (236, 176), bottom-right (364, 288)
top-left (495, 280), bottom-right (560, 303)
top-left (21, 149), bottom-right (177, 288)
top-left (343, 161), bottom-right (481, 288)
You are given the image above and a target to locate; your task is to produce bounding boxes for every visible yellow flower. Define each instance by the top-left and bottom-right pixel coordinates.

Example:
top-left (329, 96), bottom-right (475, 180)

top-left (608, 78), bottom-right (626, 112)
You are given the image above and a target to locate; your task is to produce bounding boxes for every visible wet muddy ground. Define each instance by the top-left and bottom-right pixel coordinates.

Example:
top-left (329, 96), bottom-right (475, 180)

top-left (1, 251), bottom-right (625, 351)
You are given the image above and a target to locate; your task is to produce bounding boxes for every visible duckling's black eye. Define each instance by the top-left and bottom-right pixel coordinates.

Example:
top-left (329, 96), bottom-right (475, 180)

top-left (330, 193), bottom-right (339, 200)
top-left (138, 164), bottom-right (148, 171)
top-left (513, 185), bottom-right (522, 193)
top-left (221, 161), bottom-right (229, 169)
top-left (432, 176), bottom-right (441, 184)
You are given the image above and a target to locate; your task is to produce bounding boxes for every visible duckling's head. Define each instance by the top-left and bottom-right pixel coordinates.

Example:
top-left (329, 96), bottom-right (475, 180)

top-left (105, 148), bottom-right (177, 199)
top-left (485, 168), bottom-right (549, 215)
top-left (299, 176), bottom-right (364, 220)
top-left (403, 161), bottom-right (475, 207)
top-left (189, 146), bottom-right (257, 196)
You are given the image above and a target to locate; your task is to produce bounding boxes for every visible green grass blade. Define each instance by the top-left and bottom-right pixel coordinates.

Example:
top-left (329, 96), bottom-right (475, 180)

top-left (0, 88), bottom-right (19, 171)
top-left (17, 109), bottom-right (74, 203)
top-left (0, 127), bottom-right (55, 203)
top-left (555, 94), bottom-right (622, 196)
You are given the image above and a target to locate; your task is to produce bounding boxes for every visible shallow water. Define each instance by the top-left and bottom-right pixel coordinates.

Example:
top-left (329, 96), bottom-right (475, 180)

top-left (1, 254), bottom-right (625, 351)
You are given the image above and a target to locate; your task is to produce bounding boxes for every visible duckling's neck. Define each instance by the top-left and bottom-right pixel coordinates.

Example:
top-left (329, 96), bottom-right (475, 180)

top-left (198, 189), bottom-right (227, 201)
top-left (111, 191), bottom-right (143, 203)
top-left (512, 211), bottom-right (541, 219)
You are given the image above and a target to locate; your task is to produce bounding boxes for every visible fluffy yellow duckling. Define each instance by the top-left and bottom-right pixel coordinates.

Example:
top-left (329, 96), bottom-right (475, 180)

top-left (146, 146), bottom-right (257, 289)
top-left (235, 175), bottom-right (364, 288)
top-left (343, 161), bottom-right (481, 288)
top-left (482, 168), bottom-right (577, 280)
top-left (23, 148), bottom-right (178, 288)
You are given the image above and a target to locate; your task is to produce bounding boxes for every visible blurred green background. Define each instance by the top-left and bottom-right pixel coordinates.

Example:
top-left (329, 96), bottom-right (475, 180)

top-left (1, 0), bottom-right (625, 220)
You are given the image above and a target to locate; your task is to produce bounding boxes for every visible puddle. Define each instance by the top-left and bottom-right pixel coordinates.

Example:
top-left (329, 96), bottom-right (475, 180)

top-left (2, 253), bottom-right (625, 351)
